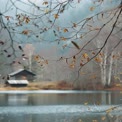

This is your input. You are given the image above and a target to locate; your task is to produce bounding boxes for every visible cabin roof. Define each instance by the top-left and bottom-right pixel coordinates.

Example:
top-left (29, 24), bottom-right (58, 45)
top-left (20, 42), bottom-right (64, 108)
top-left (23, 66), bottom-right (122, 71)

top-left (9, 69), bottom-right (36, 76)
top-left (7, 80), bottom-right (29, 84)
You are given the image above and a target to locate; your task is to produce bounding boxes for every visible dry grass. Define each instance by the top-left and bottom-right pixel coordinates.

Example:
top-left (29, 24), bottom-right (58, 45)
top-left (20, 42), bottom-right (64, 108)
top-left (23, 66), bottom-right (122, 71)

top-left (0, 81), bottom-right (73, 91)
top-left (0, 81), bottom-right (122, 91)
top-left (28, 81), bottom-right (73, 90)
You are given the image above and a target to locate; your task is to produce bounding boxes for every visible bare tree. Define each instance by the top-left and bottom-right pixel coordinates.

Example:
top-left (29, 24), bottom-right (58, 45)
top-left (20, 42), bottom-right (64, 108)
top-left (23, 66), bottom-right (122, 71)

top-left (0, 0), bottom-right (122, 86)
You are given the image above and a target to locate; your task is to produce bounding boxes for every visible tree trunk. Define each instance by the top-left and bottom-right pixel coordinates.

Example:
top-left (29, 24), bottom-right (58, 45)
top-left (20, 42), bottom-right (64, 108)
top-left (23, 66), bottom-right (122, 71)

top-left (101, 50), bottom-right (107, 86)
top-left (107, 52), bottom-right (114, 86)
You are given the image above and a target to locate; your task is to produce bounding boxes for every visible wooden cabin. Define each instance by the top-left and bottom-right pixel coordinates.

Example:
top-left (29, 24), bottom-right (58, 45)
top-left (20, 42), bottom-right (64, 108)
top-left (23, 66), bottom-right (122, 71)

top-left (9, 69), bottom-right (36, 81)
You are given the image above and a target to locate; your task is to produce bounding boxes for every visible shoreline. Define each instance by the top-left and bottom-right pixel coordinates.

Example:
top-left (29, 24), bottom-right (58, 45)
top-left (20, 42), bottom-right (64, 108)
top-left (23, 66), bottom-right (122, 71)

top-left (0, 81), bottom-right (122, 91)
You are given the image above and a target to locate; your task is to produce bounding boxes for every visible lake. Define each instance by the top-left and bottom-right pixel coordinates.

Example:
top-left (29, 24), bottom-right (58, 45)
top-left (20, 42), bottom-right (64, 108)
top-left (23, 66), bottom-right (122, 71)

top-left (0, 90), bottom-right (122, 122)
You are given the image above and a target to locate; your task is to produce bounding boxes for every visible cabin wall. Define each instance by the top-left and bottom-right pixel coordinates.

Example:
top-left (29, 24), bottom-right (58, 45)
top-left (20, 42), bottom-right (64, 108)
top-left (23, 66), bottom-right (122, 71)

top-left (9, 84), bottom-right (28, 87)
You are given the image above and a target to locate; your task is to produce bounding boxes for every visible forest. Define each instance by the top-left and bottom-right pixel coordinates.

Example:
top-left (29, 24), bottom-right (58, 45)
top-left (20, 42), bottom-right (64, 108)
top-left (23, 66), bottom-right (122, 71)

top-left (0, 0), bottom-right (122, 90)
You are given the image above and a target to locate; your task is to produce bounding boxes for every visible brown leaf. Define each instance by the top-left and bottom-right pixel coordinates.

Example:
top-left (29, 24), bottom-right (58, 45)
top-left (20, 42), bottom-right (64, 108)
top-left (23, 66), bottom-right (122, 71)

top-left (82, 53), bottom-right (89, 59)
top-left (42, 1), bottom-right (48, 5)
top-left (0, 41), bottom-right (4, 45)
top-left (94, 27), bottom-right (100, 30)
top-left (99, 52), bottom-right (104, 57)
top-left (63, 28), bottom-right (68, 32)
top-left (45, 60), bottom-right (48, 64)
top-left (73, 23), bottom-right (77, 28)
top-left (92, 52), bottom-right (95, 55)
top-left (73, 56), bottom-right (76, 59)
top-left (95, 57), bottom-right (102, 63)
top-left (25, 17), bottom-right (30, 23)
top-left (22, 30), bottom-right (29, 35)
top-left (69, 64), bottom-right (75, 68)
top-left (18, 45), bottom-right (23, 51)
top-left (90, 6), bottom-right (95, 11)
top-left (34, 55), bottom-right (40, 61)
top-left (80, 62), bottom-right (84, 66)
top-left (61, 37), bottom-right (67, 41)
top-left (54, 14), bottom-right (59, 19)
top-left (7, 55), bottom-right (11, 57)
top-left (5, 16), bottom-right (11, 20)
top-left (71, 41), bottom-right (80, 50)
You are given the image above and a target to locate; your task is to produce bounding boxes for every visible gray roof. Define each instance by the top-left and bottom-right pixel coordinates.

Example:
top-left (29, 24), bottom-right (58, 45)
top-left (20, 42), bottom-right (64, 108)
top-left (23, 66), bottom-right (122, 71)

top-left (9, 69), bottom-right (24, 76)
top-left (7, 80), bottom-right (29, 84)
top-left (9, 69), bottom-right (35, 76)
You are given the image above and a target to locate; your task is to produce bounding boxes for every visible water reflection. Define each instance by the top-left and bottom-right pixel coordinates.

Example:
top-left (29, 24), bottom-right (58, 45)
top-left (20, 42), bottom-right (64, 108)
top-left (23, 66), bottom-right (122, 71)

top-left (0, 113), bottom-right (122, 122)
top-left (8, 94), bottom-right (28, 106)
top-left (0, 91), bottom-right (121, 122)
top-left (0, 91), bottom-right (121, 106)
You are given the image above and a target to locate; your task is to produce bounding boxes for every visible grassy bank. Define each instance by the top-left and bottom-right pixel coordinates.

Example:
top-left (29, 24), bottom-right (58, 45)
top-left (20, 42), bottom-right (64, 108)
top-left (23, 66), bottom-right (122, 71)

top-left (0, 81), bottom-right (122, 91)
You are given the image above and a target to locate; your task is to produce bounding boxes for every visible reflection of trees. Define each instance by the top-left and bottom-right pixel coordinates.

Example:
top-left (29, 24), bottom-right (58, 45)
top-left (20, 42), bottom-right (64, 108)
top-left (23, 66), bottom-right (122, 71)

top-left (114, 115), bottom-right (122, 122)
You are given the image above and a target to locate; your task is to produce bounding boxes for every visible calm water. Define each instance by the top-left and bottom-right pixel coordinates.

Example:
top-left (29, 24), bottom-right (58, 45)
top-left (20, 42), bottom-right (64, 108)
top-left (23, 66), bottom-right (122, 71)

top-left (0, 90), bottom-right (122, 122)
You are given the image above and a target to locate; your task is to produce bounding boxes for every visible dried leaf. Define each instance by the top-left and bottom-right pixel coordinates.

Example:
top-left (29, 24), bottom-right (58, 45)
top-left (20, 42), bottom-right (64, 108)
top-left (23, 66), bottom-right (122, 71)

top-left (69, 64), bottom-right (75, 68)
top-left (82, 53), bottom-right (89, 59)
top-left (71, 41), bottom-right (80, 50)
top-left (80, 62), bottom-right (84, 66)
top-left (95, 57), bottom-right (102, 63)
top-left (22, 30), bottom-right (29, 35)
top-left (86, 57), bottom-right (90, 62)
top-left (94, 27), bottom-right (100, 30)
top-left (92, 52), bottom-right (95, 55)
top-left (0, 41), bottom-right (4, 45)
top-left (54, 14), bottom-right (59, 19)
top-left (45, 60), bottom-right (48, 64)
top-left (73, 23), bottom-right (77, 27)
top-left (25, 17), bottom-right (30, 23)
top-left (101, 13), bottom-right (104, 18)
top-left (73, 56), bottom-right (76, 60)
top-left (22, 54), bottom-right (25, 56)
top-left (34, 55), bottom-right (40, 61)
top-left (63, 28), bottom-right (68, 32)
top-left (18, 45), bottom-right (23, 51)
top-left (99, 52), bottom-right (104, 57)
top-left (5, 16), bottom-right (11, 20)
top-left (18, 62), bottom-right (21, 64)
top-left (61, 37), bottom-right (67, 41)
top-left (90, 6), bottom-right (95, 11)
top-left (7, 55), bottom-right (11, 57)
top-left (42, 1), bottom-right (48, 5)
